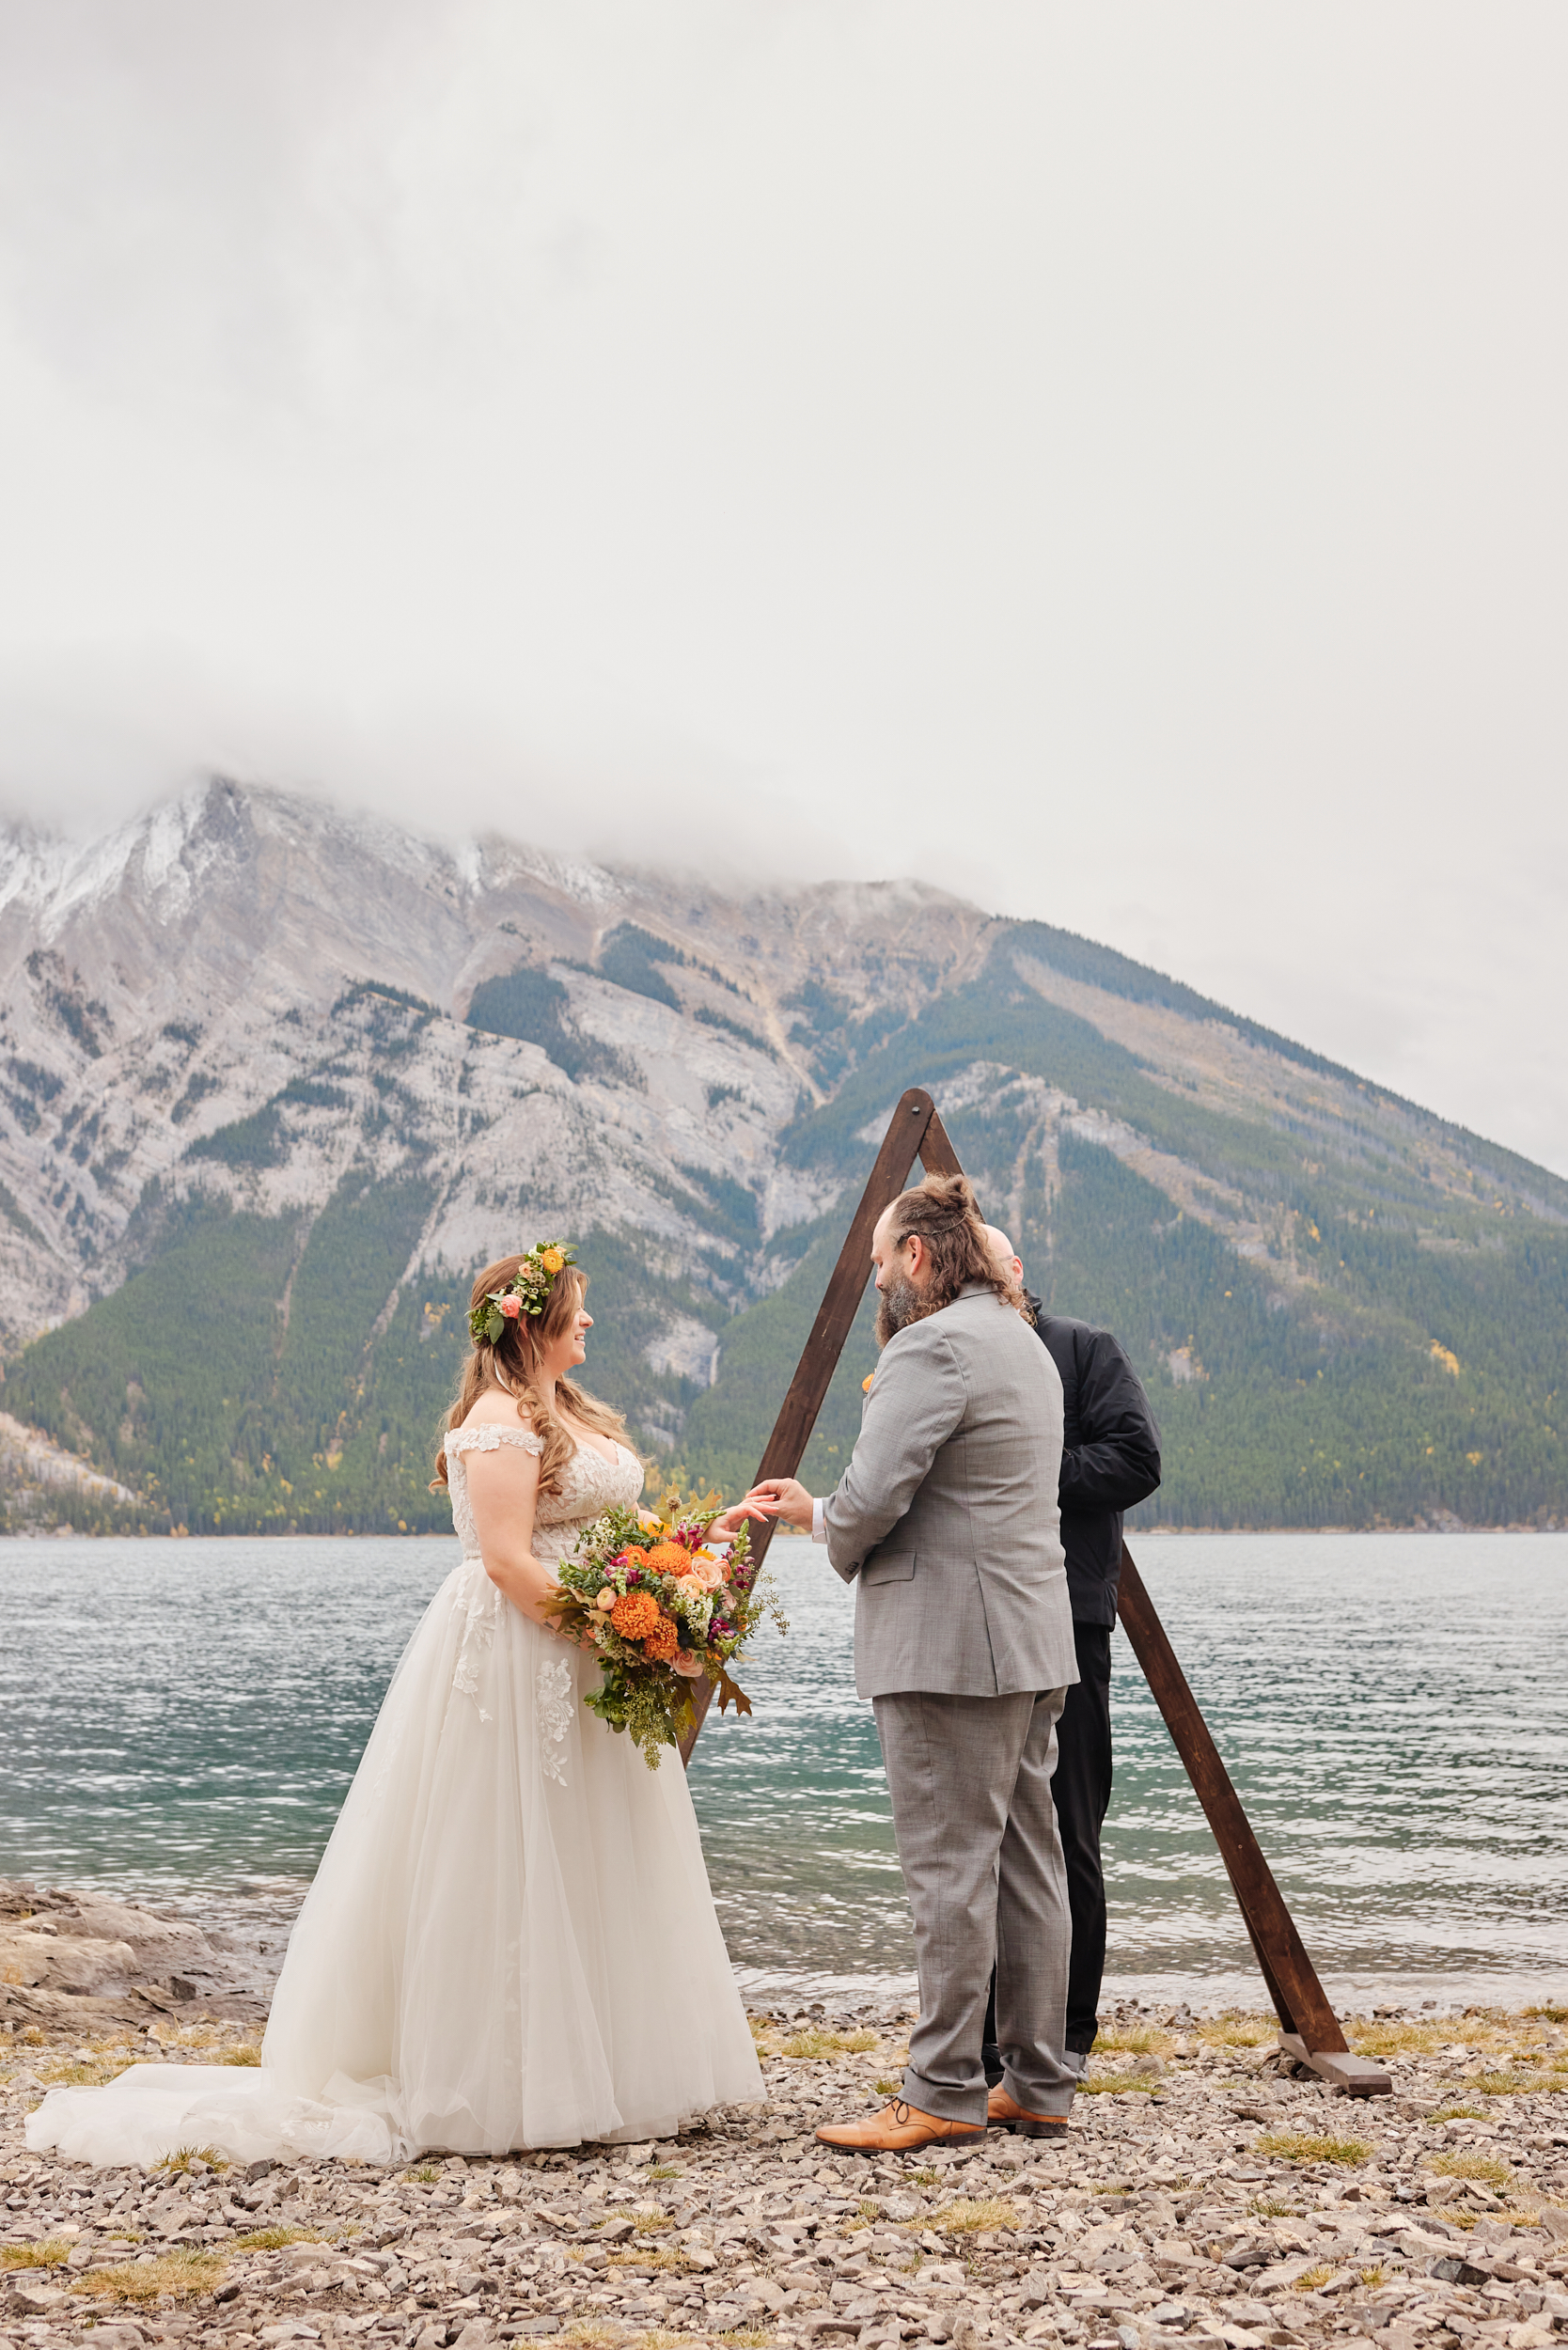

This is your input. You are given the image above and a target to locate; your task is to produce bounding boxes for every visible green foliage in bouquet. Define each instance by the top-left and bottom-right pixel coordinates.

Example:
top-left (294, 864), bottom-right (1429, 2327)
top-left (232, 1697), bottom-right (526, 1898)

top-left (542, 1489), bottom-right (788, 1768)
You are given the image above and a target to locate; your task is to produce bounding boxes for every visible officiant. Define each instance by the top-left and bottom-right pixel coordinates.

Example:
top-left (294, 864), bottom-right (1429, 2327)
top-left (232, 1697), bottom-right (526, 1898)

top-left (981, 1226), bottom-right (1162, 2081)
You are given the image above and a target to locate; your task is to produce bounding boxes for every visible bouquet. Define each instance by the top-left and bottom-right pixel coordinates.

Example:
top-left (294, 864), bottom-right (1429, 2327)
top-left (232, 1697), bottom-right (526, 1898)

top-left (543, 1489), bottom-right (788, 1768)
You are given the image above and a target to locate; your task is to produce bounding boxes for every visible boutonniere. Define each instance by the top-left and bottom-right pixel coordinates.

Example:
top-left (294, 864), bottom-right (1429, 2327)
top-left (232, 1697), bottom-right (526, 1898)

top-left (862, 1373), bottom-right (874, 1393)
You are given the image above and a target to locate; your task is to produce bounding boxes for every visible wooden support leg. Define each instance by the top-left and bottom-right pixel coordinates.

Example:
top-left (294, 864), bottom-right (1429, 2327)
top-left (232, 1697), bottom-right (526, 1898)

top-left (1117, 1551), bottom-right (1390, 2096)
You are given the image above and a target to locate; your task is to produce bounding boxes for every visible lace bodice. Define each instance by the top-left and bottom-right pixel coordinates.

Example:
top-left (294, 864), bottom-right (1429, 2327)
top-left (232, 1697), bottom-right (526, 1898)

top-left (442, 1421), bottom-right (645, 1567)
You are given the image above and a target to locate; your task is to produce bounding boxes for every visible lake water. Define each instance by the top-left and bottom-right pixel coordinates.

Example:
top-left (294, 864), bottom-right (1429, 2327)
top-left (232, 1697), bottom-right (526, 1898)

top-left (3, 1529), bottom-right (1565, 2013)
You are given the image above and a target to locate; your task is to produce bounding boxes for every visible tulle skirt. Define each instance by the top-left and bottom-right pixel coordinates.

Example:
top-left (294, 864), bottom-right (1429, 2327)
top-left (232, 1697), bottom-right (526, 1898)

top-left (27, 1556), bottom-right (762, 2167)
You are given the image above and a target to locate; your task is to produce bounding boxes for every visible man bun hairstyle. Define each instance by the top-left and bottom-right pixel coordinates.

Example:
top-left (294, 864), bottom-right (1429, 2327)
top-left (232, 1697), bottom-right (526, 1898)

top-left (886, 1171), bottom-right (1024, 1322)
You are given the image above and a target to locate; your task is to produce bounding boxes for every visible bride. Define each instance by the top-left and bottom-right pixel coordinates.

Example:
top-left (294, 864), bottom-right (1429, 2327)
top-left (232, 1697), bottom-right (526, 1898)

top-left (29, 1245), bottom-right (762, 2167)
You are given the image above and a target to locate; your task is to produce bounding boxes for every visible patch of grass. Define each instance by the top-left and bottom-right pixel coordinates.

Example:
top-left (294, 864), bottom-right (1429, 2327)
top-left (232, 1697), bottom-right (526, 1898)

top-left (632, 2209), bottom-right (673, 2234)
top-left (1, 2240), bottom-right (71, 2271)
top-left (161, 2023), bottom-right (232, 2052)
top-left (1077, 2073), bottom-right (1156, 2095)
top-left (1357, 2264), bottom-right (1387, 2287)
top-left (873, 2076), bottom-right (902, 2095)
top-left (1428, 2153), bottom-right (1513, 2188)
top-left (936, 2196), bottom-right (1019, 2234)
top-left (1247, 2196), bottom-right (1297, 2217)
top-left (647, 2164), bottom-right (682, 2181)
top-left (1254, 2130), bottom-right (1370, 2167)
top-left (1296, 2264), bottom-right (1337, 2292)
top-left (1429, 2103), bottom-right (1487, 2123)
top-left (1348, 2020), bottom-right (1456, 2058)
top-left (779, 2027), bottom-right (879, 2060)
top-left (910, 2169), bottom-right (941, 2186)
top-left (222, 2044), bottom-right (261, 2067)
top-left (1523, 2004), bottom-right (1568, 2024)
top-left (1197, 2012), bottom-right (1276, 2049)
top-left (231, 2225), bottom-right (327, 2252)
top-left (70, 2248), bottom-right (227, 2305)
top-left (405, 2164), bottom-right (440, 2183)
top-left (713, 2332), bottom-right (773, 2347)
top-left (1469, 2070), bottom-right (1553, 2097)
top-left (607, 2245), bottom-right (683, 2272)
top-left (1094, 2023), bottom-right (1174, 2057)
top-left (154, 2143), bottom-right (227, 2173)
top-left (39, 2046), bottom-right (137, 2088)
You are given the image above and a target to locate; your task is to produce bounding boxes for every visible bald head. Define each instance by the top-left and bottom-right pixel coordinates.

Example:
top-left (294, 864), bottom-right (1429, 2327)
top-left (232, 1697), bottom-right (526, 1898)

top-left (984, 1224), bottom-right (1024, 1291)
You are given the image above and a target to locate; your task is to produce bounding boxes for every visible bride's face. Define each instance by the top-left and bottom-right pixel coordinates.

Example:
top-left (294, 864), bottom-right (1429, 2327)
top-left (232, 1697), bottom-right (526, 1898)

top-left (541, 1304), bottom-right (592, 1382)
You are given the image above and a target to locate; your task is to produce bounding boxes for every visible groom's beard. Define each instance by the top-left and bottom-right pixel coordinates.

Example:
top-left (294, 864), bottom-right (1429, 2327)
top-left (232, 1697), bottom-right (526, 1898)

top-left (874, 1273), bottom-right (923, 1347)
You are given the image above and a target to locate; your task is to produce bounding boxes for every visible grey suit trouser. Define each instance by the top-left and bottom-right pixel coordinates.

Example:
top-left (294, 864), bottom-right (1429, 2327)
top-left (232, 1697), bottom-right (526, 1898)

top-left (873, 1687), bottom-right (1076, 2126)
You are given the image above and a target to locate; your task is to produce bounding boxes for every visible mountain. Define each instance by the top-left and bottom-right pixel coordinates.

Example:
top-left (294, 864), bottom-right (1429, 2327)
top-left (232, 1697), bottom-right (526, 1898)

top-left (0, 777), bottom-right (1562, 1536)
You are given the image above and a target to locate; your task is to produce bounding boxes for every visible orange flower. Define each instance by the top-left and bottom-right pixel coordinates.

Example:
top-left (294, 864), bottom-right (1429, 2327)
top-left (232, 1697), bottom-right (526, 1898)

top-left (642, 1611), bottom-right (681, 1665)
top-left (610, 1590), bottom-right (661, 1641)
top-left (645, 1541), bottom-right (690, 1577)
top-left (619, 1545), bottom-right (650, 1572)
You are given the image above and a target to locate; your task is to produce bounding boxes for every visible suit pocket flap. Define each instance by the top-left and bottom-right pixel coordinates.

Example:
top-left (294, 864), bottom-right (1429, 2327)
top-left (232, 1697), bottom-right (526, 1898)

top-left (861, 1551), bottom-right (917, 1587)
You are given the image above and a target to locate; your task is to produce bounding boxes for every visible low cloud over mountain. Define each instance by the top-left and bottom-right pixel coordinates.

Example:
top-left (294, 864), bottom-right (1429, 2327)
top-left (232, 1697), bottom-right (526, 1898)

top-left (2, 779), bottom-right (1562, 1534)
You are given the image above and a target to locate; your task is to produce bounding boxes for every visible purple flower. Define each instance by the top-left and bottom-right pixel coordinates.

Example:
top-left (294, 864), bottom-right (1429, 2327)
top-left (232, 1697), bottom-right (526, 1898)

top-left (626, 1568), bottom-right (642, 1584)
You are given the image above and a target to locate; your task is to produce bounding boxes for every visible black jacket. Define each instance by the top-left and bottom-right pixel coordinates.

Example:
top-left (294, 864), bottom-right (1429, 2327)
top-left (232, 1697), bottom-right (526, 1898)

top-left (1027, 1293), bottom-right (1162, 1626)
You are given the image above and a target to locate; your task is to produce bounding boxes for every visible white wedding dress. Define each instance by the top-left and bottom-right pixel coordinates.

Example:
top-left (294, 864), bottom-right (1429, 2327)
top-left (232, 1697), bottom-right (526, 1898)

top-left (28, 1428), bottom-right (762, 2168)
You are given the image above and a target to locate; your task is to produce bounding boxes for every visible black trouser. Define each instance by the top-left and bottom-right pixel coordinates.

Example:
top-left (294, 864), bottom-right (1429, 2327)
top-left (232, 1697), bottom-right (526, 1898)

top-left (982, 1618), bottom-right (1112, 2076)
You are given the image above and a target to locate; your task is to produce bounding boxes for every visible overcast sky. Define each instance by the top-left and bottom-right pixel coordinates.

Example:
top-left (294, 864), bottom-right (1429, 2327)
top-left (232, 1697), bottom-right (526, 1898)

top-left (0, 4), bottom-right (1564, 1175)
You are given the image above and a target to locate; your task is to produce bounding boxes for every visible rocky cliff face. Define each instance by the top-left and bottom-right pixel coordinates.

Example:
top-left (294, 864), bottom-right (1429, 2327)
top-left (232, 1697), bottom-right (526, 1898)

top-left (0, 777), bottom-right (987, 1349)
top-left (2, 777), bottom-right (1563, 1531)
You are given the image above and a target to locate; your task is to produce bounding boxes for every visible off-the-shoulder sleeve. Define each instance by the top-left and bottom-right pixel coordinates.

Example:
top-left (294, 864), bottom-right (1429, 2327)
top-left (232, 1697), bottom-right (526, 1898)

top-left (443, 1424), bottom-right (544, 1458)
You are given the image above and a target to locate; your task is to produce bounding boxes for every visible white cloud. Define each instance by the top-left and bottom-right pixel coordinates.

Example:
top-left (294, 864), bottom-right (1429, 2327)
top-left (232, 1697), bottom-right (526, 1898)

top-left (0, 0), bottom-right (1564, 1169)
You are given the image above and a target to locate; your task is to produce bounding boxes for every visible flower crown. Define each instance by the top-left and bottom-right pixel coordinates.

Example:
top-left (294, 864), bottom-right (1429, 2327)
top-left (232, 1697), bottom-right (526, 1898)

top-left (469, 1241), bottom-right (578, 1345)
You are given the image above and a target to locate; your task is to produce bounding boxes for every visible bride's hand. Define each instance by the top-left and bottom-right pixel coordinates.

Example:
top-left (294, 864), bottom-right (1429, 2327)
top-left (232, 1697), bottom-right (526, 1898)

top-left (713, 1480), bottom-right (815, 1537)
top-left (707, 1503), bottom-right (755, 1540)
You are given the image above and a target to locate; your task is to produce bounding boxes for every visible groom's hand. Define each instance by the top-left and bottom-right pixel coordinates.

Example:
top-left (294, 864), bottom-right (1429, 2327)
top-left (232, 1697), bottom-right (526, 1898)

top-left (737, 1477), bottom-right (815, 1532)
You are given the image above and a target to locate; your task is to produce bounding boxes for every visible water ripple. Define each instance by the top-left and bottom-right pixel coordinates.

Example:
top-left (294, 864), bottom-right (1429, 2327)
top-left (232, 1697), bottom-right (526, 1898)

top-left (2, 1529), bottom-right (1564, 2005)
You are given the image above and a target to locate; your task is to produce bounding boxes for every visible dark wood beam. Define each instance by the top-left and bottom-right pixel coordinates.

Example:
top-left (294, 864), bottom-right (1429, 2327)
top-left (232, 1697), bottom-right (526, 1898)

top-left (1116, 1549), bottom-right (1389, 2093)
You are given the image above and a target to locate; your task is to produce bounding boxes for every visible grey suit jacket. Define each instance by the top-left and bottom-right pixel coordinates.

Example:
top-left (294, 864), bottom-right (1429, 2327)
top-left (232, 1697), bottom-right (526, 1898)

top-left (823, 1283), bottom-right (1077, 1700)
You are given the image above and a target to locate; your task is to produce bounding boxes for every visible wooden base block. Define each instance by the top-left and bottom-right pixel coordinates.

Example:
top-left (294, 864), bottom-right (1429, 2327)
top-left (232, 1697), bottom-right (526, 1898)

top-left (1278, 2031), bottom-right (1392, 2096)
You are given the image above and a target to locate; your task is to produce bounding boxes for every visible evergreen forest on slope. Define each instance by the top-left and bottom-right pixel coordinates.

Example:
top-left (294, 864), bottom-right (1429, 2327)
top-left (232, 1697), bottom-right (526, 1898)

top-left (6, 923), bottom-right (1563, 1537)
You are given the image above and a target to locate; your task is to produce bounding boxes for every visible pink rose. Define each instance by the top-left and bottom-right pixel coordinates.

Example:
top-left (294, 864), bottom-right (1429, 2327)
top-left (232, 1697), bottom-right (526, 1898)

top-left (499, 1295), bottom-right (522, 1320)
top-left (594, 1587), bottom-right (618, 1612)
top-left (673, 1651), bottom-right (704, 1678)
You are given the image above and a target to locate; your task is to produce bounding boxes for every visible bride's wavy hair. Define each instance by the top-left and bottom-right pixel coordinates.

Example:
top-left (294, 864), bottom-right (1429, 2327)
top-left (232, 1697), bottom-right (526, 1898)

top-left (431, 1252), bottom-right (626, 1498)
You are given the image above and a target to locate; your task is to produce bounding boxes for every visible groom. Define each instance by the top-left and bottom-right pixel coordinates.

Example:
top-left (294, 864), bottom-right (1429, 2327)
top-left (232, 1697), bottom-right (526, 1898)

top-left (737, 1172), bottom-right (1080, 2151)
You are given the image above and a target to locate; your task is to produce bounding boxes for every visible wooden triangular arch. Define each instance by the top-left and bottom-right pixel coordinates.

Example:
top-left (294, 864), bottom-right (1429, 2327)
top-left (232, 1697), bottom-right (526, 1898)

top-left (682, 1088), bottom-right (1389, 2095)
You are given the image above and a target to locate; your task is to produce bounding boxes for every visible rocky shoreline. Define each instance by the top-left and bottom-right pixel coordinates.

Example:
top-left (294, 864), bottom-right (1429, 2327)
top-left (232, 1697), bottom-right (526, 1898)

top-left (5, 1885), bottom-right (1568, 2350)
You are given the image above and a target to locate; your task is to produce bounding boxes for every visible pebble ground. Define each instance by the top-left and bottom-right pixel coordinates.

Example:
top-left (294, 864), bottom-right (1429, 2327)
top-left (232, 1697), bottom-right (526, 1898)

top-left (6, 1998), bottom-right (1568, 2350)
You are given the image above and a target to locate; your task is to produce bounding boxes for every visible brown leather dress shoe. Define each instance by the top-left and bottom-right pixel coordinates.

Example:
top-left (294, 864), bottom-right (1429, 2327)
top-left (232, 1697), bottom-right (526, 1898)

top-left (816, 2099), bottom-right (987, 2154)
top-left (988, 2085), bottom-right (1070, 2138)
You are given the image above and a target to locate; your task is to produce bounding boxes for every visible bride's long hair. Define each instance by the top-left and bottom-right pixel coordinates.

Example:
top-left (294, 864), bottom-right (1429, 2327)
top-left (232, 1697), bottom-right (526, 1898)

top-left (431, 1253), bottom-right (626, 1499)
